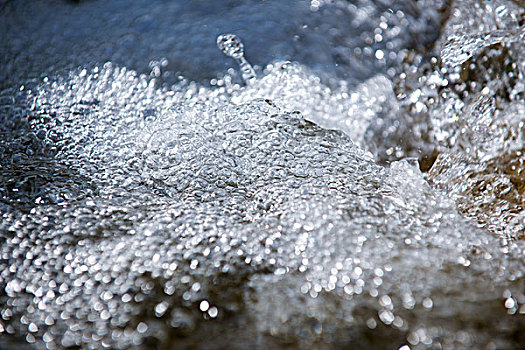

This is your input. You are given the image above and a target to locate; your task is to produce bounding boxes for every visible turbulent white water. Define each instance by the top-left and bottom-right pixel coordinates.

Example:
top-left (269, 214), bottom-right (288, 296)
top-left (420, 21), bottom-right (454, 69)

top-left (1, 0), bottom-right (525, 349)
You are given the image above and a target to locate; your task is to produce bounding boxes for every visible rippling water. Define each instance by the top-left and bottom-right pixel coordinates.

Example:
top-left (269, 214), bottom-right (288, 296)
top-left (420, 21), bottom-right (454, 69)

top-left (1, 0), bottom-right (524, 349)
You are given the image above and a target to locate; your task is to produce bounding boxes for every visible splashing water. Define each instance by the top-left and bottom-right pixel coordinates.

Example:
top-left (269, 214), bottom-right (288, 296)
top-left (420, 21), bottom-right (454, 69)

top-left (217, 34), bottom-right (257, 84)
top-left (1, 1), bottom-right (525, 349)
top-left (441, 27), bottom-right (525, 67)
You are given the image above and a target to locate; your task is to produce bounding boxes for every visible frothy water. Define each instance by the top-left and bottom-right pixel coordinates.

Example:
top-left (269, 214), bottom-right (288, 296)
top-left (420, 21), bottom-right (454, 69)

top-left (1, 0), bottom-right (525, 349)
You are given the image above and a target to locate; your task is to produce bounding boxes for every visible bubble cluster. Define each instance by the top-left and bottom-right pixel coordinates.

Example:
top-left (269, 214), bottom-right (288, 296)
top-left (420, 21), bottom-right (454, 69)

top-left (393, 0), bottom-right (525, 240)
top-left (0, 60), bottom-right (522, 348)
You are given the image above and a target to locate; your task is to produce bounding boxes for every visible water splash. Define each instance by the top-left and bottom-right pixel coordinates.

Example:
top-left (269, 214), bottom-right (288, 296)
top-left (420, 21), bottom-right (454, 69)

top-left (2, 1), bottom-right (525, 349)
top-left (441, 27), bottom-right (525, 67)
top-left (217, 33), bottom-right (256, 84)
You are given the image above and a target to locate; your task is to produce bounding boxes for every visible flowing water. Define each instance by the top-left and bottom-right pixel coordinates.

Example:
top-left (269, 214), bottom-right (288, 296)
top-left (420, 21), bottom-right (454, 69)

top-left (1, 0), bottom-right (524, 349)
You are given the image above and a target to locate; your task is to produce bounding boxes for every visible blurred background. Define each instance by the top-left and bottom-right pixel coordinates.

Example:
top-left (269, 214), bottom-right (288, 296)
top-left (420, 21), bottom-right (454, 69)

top-left (0, 0), bottom-right (444, 89)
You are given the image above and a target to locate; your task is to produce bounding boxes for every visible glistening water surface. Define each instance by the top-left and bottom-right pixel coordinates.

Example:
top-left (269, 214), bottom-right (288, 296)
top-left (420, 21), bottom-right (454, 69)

top-left (1, 0), bottom-right (524, 349)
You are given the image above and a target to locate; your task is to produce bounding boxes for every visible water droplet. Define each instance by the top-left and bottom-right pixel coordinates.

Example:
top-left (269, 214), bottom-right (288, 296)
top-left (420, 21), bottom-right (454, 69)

top-left (217, 34), bottom-right (244, 59)
top-left (28, 322), bottom-right (38, 332)
top-left (199, 300), bottom-right (210, 312)
top-left (136, 322), bottom-right (148, 333)
top-left (422, 297), bottom-right (433, 310)
top-left (208, 307), bottom-right (218, 318)
top-left (155, 301), bottom-right (169, 317)
top-left (217, 33), bottom-right (256, 84)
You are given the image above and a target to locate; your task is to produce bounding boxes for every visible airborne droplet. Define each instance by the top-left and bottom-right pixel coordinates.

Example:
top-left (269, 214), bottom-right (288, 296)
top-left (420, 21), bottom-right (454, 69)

top-left (217, 33), bottom-right (256, 85)
top-left (217, 34), bottom-right (244, 59)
